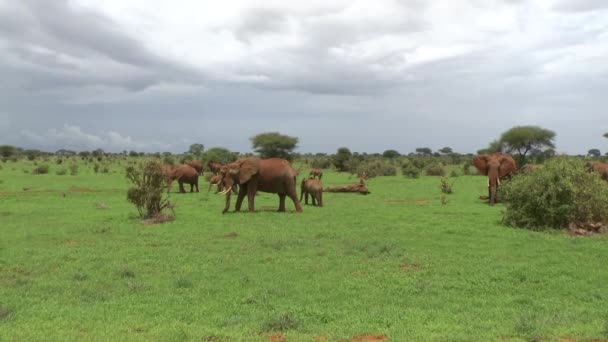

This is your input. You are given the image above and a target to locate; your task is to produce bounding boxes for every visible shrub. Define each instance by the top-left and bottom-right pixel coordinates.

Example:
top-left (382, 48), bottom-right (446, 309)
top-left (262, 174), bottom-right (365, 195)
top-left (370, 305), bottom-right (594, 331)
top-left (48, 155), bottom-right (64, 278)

top-left (355, 160), bottom-right (397, 178)
top-left (126, 160), bottom-right (173, 219)
top-left (93, 164), bottom-right (100, 173)
top-left (69, 163), bottom-right (79, 176)
top-left (501, 158), bottom-right (608, 229)
top-left (310, 157), bottom-right (332, 169)
top-left (56, 158), bottom-right (63, 164)
top-left (401, 161), bottom-right (421, 179)
top-left (463, 163), bottom-right (472, 175)
top-left (449, 169), bottom-right (459, 177)
top-left (102, 165), bottom-right (110, 174)
top-left (440, 177), bottom-right (454, 194)
top-left (425, 163), bottom-right (446, 176)
top-left (56, 168), bottom-right (67, 175)
top-left (32, 164), bottom-right (49, 175)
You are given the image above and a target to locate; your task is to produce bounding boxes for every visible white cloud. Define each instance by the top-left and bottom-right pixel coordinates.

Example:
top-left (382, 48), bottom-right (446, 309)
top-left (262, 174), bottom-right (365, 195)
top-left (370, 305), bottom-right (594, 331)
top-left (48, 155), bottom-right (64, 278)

top-left (20, 124), bottom-right (171, 152)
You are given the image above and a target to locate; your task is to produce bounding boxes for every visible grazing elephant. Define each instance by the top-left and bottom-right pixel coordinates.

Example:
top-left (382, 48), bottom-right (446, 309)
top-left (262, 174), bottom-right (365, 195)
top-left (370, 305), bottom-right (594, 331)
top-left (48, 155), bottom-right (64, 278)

top-left (520, 164), bottom-right (543, 174)
top-left (309, 168), bottom-right (323, 180)
top-left (586, 162), bottom-right (608, 181)
top-left (472, 153), bottom-right (516, 205)
top-left (208, 161), bottom-right (222, 175)
top-left (217, 157), bottom-right (302, 214)
top-left (208, 174), bottom-right (220, 192)
top-left (168, 164), bottom-right (199, 193)
top-left (300, 177), bottom-right (323, 207)
top-left (186, 160), bottom-right (204, 175)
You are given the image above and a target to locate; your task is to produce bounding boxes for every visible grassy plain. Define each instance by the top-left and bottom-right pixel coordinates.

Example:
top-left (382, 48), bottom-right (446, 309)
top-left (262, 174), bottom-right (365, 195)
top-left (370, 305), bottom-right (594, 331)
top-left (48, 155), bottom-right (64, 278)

top-left (1, 160), bottom-right (607, 341)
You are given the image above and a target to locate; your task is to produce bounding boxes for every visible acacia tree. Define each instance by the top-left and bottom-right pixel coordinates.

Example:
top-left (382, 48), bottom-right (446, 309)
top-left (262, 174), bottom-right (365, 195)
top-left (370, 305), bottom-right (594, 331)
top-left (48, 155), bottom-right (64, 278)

top-left (588, 149), bottom-right (601, 158)
top-left (250, 132), bottom-right (298, 161)
top-left (188, 143), bottom-right (204, 158)
top-left (415, 147), bottom-right (432, 156)
top-left (382, 149), bottom-right (400, 159)
top-left (498, 126), bottom-right (555, 166)
top-left (438, 147), bottom-right (453, 155)
top-left (333, 147), bottom-right (352, 171)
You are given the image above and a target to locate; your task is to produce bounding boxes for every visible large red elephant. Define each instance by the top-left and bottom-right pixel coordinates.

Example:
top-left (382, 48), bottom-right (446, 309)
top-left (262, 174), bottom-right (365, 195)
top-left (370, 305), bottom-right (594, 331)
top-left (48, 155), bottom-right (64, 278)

top-left (167, 164), bottom-right (199, 193)
top-left (472, 153), bottom-right (516, 205)
top-left (217, 157), bottom-right (302, 214)
top-left (186, 160), bottom-right (204, 175)
top-left (587, 162), bottom-right (608, 181)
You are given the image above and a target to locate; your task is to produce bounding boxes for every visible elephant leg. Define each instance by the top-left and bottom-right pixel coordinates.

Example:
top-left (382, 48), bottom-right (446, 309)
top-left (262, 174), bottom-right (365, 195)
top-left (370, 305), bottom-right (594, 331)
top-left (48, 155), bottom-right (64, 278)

top-left (195, 180), bottom-right (199, 192)
top-left (247, 185), bottom-right (256, 212)
top-left (235, 185), bottom-right (247, 212)
top-left (179, 181), bottom-right (185, 193)
top-left (278, 194), bottom-right (286, 212)
top-left (299, 189), bottom-right (304, 203)
top-left (318, 191), bottom-right (323, 207)
top-left (287, 187), bottom-right (303, 213)
top-left (311, 193), bottom-right (317, 206)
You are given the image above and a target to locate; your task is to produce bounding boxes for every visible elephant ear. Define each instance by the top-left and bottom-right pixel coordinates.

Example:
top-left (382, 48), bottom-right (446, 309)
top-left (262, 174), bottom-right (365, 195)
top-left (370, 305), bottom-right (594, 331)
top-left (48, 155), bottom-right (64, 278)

top-left (237, 158), bottom-right (260, 184)
top-left (498, 155), bottom-right (516, 178)
top-left (472, 155), bottom-right (490, 175)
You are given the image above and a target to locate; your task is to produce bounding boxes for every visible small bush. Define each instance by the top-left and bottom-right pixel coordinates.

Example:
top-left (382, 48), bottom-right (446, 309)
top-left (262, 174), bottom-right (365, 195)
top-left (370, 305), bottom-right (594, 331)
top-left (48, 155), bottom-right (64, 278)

top-left (126, 160), bottom-right (173, 219)
top-left (425, 163), bottom-right (446, 176)
top-left (463, 163), bottom-right (472, 175)
top-left (55, 168), bottom-right (67, 175)
top-left (449, 169), bottom-right (459, 177)
top-left (440, 177), bottom-right (454, 194)
top-left (32, 164), bottom-right (49, 175)
top-left (310, 157), bottom-right (332, 169)
top-left (69, 163), bottom-right (79, 176)
top-left (501, 158), bottom-right (608, 229)
top-left (56, 158), bottom-right (63, 164)
top-left (102, 165), bottom-right (110, 174)
top-left (261, 313), bottom-right (301, 332)
top-left (93, 164), bottom-right (100, 173)
top-left (355, 161), bottom-right (397, 178)
top-left (401, 161), bottom-right (421, 179)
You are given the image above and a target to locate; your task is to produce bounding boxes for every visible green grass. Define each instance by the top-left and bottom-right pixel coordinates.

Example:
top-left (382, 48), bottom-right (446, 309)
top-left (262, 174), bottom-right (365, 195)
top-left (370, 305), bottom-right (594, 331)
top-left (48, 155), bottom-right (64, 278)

top-left (1, 159), bottom-right (608, 341)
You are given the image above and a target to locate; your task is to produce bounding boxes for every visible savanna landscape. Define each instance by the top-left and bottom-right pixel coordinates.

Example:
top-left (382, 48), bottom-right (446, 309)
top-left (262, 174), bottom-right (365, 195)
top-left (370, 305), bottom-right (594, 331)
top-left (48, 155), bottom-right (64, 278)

top-left (2, 128), bottom-right (608, 341)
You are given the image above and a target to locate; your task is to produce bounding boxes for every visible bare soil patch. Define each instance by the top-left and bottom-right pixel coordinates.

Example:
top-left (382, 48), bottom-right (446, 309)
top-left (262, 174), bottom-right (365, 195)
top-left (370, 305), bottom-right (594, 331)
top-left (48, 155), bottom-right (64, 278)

top-left (350, 335), bottom-right (387, 342)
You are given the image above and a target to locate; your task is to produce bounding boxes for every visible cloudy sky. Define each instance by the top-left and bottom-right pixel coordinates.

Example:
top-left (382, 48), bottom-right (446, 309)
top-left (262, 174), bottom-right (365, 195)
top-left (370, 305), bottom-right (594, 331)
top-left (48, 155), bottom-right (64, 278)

top-left (1, 0), bottom-right (607, 154)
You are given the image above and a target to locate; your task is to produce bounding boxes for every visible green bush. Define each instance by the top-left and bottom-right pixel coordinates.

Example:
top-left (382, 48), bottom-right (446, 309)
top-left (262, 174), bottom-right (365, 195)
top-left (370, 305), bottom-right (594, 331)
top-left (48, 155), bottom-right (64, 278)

top-left (93, 164), bottom-right (100, 173)
top-left (463, 163), bottom-right (472, 175)
top-left (501, 158), bottom-right (608, 229)
top-left (32, 164), bottom-right (49, 175)
top-left (401, 161), bottom-right (421, 179)
top-left (425, 163), bottom-right (446, 176)
top-left (55, 168), bottom-right (67, 175)
top-left (69, 163), bottom-right (79, 176)
top-left (126, 160), bottom-right (173, 219)
top-left (310, 157), bottom-right (332, 169)
top-left (355, 161), bottom-right (397, 178)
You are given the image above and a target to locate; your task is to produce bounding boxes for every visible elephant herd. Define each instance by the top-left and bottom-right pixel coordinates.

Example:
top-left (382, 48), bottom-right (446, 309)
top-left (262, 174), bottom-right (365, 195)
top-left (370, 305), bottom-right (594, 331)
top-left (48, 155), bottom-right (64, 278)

top-left (162, 158), bottom-right (324, 213)
top-left (162, 153), bottom-right (608, 212)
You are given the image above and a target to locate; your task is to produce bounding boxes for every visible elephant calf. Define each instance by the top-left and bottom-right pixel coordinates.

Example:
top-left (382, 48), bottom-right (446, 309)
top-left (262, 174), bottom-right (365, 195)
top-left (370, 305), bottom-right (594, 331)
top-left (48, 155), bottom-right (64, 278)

top-left (300, 178), bottom-right (323, 207)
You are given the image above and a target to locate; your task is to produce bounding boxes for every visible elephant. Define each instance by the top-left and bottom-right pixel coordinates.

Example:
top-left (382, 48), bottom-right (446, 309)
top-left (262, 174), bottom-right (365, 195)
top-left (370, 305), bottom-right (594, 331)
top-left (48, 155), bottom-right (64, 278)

top-left (520, 164), bottom-right (543, 174)
top-left (207, 161), bottom-right (222, 175)
top-left (167, 164), bottom-right (199, 193)
top-left (472, 153), bottom-right (516, 205)
top-left (208, 174), bottom-right (221, 192)
top-left (309, 168), bottom-right (323, 180)
top-left (186, 160), bottom-right (204, 175)
top-left (586, 162), bottom-right (608, 181)
top-left (217, 157), bottom-right (302, 214)
top-left (300, 177), bottom-right (323, 207)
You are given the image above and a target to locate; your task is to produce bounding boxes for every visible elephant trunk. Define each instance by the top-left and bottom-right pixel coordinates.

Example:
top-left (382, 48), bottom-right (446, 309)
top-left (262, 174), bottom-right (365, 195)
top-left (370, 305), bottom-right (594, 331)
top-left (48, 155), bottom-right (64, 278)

top-left (488, 169), bottom-right (499, 205)
top-left (222, 190), bottom-right (231, 214)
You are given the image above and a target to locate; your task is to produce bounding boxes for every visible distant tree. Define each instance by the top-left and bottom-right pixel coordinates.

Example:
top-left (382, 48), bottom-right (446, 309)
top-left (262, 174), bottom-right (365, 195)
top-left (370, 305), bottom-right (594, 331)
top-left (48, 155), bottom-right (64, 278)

top-left (128, 150), bottom-right (139, 157)
top-left (91, 149), bottom-right (105, 157)
top-left (55, 149), bottom-right (76, 156)
top-left (23, 149), bottom-right (41, 161)
top-left (0, 145), bottom-right (17, 158)
top-left (78, 151), bottom-right (91, 158)
top-left (203, 147), bottom-right (237, 164)
top-left (415, 147), bottom-right (432, 156)
top-left (382, 149), bottom-right (401, 159)
top-left (477, 140), bottom-right (504, 155)
top-left (588, 149), bottom-right (601, 158)
top-left (250, 132), bottom-right (298, 160)
top-left (333, 147), bottom-right (352, 172)
top-left (500, 126), bottom-right (556, 165)
top-left (604, 133), bottom-right (608, 139)
top-left (439, 147), bottom-right (453, 154)
top-left (188, 143), bottom-right (205, 157)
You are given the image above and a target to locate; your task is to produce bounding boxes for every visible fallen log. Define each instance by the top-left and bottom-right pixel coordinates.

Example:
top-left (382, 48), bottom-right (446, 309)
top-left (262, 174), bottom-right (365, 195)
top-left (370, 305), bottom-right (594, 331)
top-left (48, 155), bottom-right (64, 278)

top-left (324, 184), bottom-right (370, 195)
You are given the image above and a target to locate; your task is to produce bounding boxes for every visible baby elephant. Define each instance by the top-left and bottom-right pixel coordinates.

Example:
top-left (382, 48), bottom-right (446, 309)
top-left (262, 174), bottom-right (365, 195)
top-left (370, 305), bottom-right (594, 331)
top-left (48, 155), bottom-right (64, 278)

top-left (300, 178), bottom-right (323, 207)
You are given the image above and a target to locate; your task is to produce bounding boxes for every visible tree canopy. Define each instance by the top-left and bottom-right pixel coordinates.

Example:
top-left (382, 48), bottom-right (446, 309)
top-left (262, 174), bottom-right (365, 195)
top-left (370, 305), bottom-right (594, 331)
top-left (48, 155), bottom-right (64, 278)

top-left (415, 147), bottom-right (432, 156)
top-left (499, 126), bottom-right (555, 164)
top-left (382, 149), bottom-right (400, 158)
top-left (203, 147), bottom-right (237, 164)
top-left (250, 132), bottom-right (298, 161)
top-left (188, 143), bottom-right (204, 157)
top-left (588, 149), bottom-right (601, 158)
top-left (438, 147), bottom-right (453, 154)
top-left (333, 147), bottom-right (352, 172)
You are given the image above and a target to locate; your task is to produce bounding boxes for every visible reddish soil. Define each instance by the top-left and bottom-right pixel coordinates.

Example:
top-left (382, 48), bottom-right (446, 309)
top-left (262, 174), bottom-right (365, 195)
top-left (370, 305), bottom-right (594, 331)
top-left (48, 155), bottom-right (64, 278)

top-left (269, 335), bottom-right (286, 342)
top-left (350, 335), bottom-right (387, 342)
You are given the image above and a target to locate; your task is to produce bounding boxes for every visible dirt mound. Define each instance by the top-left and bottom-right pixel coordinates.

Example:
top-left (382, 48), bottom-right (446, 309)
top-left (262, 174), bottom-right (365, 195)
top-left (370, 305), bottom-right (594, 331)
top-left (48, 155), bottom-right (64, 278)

top-left (351, 335), bottom-right (386, 342)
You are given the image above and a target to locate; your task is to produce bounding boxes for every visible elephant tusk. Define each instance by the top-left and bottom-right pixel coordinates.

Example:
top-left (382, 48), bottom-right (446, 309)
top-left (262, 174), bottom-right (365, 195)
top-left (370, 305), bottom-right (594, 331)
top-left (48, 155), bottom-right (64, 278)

top-left (487, 179), bottom-right (490, 187)
top-left (497, 178), bottom-right (501, 186)
top-left (218, 188), bottom-right (231, 195)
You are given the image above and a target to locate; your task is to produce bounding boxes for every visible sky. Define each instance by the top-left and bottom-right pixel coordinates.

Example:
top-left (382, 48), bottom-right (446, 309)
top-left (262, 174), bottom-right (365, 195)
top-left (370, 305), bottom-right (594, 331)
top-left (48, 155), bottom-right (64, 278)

top-left (0, 0), bottom-right (607, 154)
